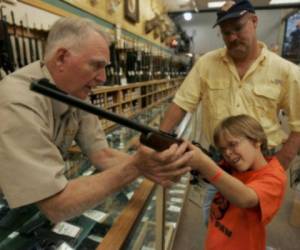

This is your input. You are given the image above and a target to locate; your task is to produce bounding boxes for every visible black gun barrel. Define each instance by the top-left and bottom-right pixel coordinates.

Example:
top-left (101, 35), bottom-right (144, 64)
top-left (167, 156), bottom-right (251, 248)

top-left (11, 11), bottom-right (22, 68)
top-left (0, 7), bottom-right (15, 73)
top-left (20, 20), bottom-right (28, 66)
top-left (30, 79), bottom-right (157, 135)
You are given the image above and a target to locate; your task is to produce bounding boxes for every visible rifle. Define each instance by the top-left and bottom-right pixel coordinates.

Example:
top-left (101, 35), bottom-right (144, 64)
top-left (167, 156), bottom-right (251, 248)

top-left (0, 7), bottom-right (15, 74)
top-left (11, 11), bottom-right (22, 68)
top-left (30, 79), bottom-right (203, 182)
top-left (20, 20), bottom-right (28, 66)
top-left (33, 23), bottom-right (40, 61)
top-left (25, 14), bottom-right (34, 63)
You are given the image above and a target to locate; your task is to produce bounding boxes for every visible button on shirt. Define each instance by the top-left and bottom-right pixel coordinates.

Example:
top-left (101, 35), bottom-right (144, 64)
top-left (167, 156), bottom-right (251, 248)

top-left (174, 42), bottom-right (300, 148)
top-left (0, 61), bottom-right (108, 208)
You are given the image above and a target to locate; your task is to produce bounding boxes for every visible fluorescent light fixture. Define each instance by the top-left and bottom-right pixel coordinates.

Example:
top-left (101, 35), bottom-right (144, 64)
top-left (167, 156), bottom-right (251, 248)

top-left (270, 0), bottom-right (300, 4)
top-left (208, 1), bottom-right (225, 8)
top-left (183, 12), bottom-right (193, 21)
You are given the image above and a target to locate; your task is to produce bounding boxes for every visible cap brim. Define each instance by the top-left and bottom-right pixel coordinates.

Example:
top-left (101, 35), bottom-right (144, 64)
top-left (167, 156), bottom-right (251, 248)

top-left (213, 12), bottom-right (245, 28)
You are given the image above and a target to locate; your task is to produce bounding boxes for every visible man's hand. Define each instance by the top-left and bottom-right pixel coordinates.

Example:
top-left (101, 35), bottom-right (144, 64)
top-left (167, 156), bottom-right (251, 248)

top-left (133, 142), bottom-right (193, 187)
top-left (276, 132), bottom-right (300, 170)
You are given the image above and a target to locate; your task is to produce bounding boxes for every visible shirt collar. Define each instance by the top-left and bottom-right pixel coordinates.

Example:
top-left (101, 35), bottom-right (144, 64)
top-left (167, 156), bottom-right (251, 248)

top-left (220, 41), bottom-right (268, 65)
top-left (40, 62), bottom-right (72, 118)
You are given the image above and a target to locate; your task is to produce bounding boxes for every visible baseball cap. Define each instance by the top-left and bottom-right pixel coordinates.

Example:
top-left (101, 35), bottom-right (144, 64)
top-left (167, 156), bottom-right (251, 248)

top-left (213, 0), bottom-right (255, 28)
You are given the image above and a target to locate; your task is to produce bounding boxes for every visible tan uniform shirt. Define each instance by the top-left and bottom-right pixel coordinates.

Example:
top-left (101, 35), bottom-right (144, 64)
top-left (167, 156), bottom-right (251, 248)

top-left (0, 61), bottom-right (108, 208)
top-left (174, 43), bottom-right (300, 149)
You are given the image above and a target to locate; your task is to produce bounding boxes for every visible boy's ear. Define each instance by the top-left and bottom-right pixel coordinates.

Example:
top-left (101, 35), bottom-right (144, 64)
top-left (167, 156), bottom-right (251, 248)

top-left (254, 141), bottom-right (261, 149)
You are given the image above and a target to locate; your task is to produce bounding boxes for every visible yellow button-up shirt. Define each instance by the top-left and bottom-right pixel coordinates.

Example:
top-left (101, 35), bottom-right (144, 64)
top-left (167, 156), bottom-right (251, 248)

top-left (174, 43), bottom-right (300, 148)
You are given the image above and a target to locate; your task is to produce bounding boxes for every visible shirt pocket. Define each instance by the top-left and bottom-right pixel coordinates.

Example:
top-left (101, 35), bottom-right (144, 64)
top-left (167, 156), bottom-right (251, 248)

top-left (59, 115), bottom-right (79, 158)
top-left (203, 80), bottom-right (231, 117)
top-left (252, 83), bottom-right (281, 112)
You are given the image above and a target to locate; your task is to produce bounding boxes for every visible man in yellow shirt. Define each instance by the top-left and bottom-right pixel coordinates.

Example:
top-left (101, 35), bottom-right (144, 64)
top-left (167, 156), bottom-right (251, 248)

top-left (160, 0), bottom-right (300, 224)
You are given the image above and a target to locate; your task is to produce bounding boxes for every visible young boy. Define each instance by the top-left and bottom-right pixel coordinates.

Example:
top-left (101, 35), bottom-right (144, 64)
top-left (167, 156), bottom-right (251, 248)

top-left (187, 114), bottom-right (286, 250)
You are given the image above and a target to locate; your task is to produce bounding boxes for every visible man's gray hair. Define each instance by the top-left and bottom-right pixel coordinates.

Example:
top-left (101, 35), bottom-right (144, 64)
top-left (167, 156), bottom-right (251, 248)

top-left (44, 16), bottom-right (110, 61)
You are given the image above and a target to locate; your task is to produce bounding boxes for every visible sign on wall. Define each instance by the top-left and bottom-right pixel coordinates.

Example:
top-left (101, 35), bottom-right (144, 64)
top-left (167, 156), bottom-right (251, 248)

top-left (282, 11), bottom-right (300, 64)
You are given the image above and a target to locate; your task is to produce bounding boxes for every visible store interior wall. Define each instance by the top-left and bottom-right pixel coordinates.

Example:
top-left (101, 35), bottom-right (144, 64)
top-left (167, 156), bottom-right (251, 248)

top-left (3, 1), bottom-right (296, 57)
top-left (1, 2), bottom-right (60, 32)
top-left (180, 9), bottom-right (293, 57)
top-left (58, 0), bottom-right (165, 43)
top-left (14, 0), bottom-right (169, 47)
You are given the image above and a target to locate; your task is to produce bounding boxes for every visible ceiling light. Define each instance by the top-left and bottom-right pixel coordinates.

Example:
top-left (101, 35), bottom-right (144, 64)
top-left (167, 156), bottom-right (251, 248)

top-left (183, 12), bottom-right (193, 21)
top-left (208, 1), bottom-right (225, 8)
top-left (270, 0), bottom-right (300, 4)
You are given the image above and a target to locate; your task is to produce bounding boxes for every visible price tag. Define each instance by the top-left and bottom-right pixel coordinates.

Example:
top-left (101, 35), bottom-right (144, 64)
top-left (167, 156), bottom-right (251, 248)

top-left (167, 205), bottom-right (181, 213)
top-left (141, 246), bottom-right (155, 250)
top-left (142, 216), bottom-right (149, 222)
top-left (169, 190), bottom-right (185, 194)
top-left (83, 210), bottom-right (108, 223)
top-left (121, 77), bottom-right (127, 85)
top-left (125, 191), bottom-right (134, 200)
top-left (167, 222), bottom-right (177, 228)
top-left (52, 222), bottom-right (81, 238)
top-left (175, 183), bottom-right (186, 189)
top-left (7, 231), bottom-right (19, 239)
top-left (88, 234), bottom-right (103, 243)
top-left (56, 242), bottom-right (74, 250)
top-left (170, 197), bottom-right (183, 203)
top-left (137, 177), bottom-right (144, 183)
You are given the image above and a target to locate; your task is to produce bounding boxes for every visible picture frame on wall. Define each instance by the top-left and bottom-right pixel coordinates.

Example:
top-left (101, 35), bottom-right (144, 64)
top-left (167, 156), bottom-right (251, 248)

top-left (282, 11), bottom-right (300, 64)
top-left (124, 0), bottom-right (139, 23)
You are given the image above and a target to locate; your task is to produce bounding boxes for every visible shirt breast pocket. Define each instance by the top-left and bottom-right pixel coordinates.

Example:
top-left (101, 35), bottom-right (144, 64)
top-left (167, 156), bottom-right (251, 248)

top-left (252, 83), bottom-right (281, 112)
top-left (60, 117), bottom-right (79, 156)
top-left (204, 80), bottom-right (231, 117)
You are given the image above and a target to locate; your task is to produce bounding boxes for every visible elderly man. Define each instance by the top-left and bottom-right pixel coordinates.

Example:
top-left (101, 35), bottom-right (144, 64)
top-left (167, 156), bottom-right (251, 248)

top-left (0, 17), bottom-right (192, 223)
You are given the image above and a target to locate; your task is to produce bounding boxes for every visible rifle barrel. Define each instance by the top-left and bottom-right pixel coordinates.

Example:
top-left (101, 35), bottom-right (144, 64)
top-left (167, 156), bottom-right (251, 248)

top-left (30, 79), bottom-right (157, 135)
top-left (20, 20), bottom-right (28, 66)
top-left (11, 11), bottom-right (22, 68)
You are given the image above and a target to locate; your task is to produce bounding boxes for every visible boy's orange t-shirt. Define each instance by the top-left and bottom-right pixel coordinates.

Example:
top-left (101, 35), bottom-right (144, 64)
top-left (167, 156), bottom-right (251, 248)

top-left (205, 157), bottom-right (286, 250)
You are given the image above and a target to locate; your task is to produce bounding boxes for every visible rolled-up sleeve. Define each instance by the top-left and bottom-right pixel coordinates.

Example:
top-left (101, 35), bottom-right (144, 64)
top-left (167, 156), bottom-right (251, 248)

top-left (75, 110), bottom-right (108, 157)
top-left (282, 64), bottom-right (300, 132)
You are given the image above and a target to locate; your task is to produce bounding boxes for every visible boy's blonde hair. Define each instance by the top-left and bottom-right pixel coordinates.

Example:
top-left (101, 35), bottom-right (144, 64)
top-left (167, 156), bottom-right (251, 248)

top-left (213, 114), bottom-right (268, 152)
